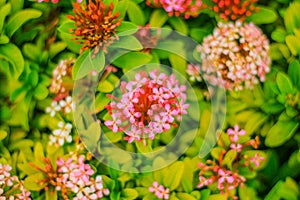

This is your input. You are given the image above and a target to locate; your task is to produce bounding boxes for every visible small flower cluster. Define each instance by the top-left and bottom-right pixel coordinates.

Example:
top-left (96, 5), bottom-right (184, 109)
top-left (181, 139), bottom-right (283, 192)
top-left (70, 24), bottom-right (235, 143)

top-left (49, 121), bottom-right (73, 146)
top-left (30, 156), bottom-right (109, 200)
top-left (134, 25), bottom-right (161, 53)
top-left (67, 0), bottom-right (122, 56)
top-left (146, 0), bottom-right (205, 19)
top-left (197, 125), bottom-right (264, 199)
top-left (198, 22), bottom-right (271, 91)
top-left (0, 164), bottom-right (31, 199)
top-left (186, 64), bottom-right (202, 82)
top-left (49, 58), bottom-right (75, 101)
top-left (46, 96), bottom-right (74, 117)
top-left (38, 0), bottom-right (82, 3)
top-left (207, 0), bottom-right (259, 21)
top-left (105, 69), bottom-right (189, 145)
top-left (149, 181), bottom-right (170, 200)
top-left (56, 156), bottom-right (109, 200)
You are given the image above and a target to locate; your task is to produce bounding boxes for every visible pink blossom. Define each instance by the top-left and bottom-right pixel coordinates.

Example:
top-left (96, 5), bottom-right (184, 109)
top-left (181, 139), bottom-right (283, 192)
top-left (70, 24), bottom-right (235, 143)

top-left (149, 181), bottom-right (169, 199)
top-left (250, 153), bottom-right (264, 167)
top-left (227, 124), bottom-right (246, 142)
top-left (186, 64), bottom-right (201, 82)
top-left (230, 143), bottom-right (243, 152)
top-left (105, 69), bottom-right (189, 145)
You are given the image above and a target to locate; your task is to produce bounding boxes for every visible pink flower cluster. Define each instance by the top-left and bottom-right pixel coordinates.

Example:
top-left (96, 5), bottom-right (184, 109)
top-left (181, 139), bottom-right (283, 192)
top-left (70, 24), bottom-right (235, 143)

top-left (0, 164), bottom-right (31, 199)
top-left (105, 69), bottom-right (189, 145)
top-left (149, 181), bottom-right (170, 199)
top-left (198, 22), bottom-right (271, 91)
top-left (38, 0), bottom-right (82, 3)
top-left (197, 162), bottom-right (246, 193)
top-left (56, 156), bottom-right (109, 199)
top-left (197, 125), bottom-right (264, 198)
top-left (146, 0), bottom-right (205, 19)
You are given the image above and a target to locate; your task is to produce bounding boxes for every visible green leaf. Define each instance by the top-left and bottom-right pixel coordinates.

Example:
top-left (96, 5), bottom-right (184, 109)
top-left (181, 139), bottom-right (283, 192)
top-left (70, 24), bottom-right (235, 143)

top-left (245, 112), bottom-right (268, 135)
top-left (207, 194), bottom-right (227, 200)
top-left (0, 34), bottom-right (9, 44)
top-left (127, 0), bottom-right (145, 25)
top-left (121, 188), bottom-right (139, 200)
top-left (98, 80), bottom-right (114, 93)
top-left (6, 9), bottom-right (42, 37)
top-left (116, 21), bottom-right (138, 36)
top-left (284, 2), bottom-right (300, 33)
top-left (190, 27), bottom-right (212, 43)
top-left (109, 35), bottom-right (142, 50)
top-left (271, 27), bottom-right (287, 43)
top-left (24, 173), bottom-right (46, 191)
top-left (176, 193), bottom-right (196, 200)
top-left (0, 43), bottom-right (24, 78)
top-left (286, 35), bottom-right (300, 56)
top-left (113, 52), bottom-right (152, 69)
top-left (169, 53), bottom-right (187, 77)
top-left (49, 42), bottom-right (67, 59)
top-left (149, 9), bottom-right (168, 27)
top-left (0, 3), bottom-right (11, 33)
top-left (164, 161), bottom-right (184, 190)
top-left (135, 140), bottom-right (152, 153)
top-left (246, 6), bottom-right (278, 24)
top-left (265, 121), bottom-right (299, 147)
top-left (222, 149), bottom-right (237, 169)
top-left (73, 50), bottom-right (105, 80)
top-left (0, 130), bottom-right (7, 141)
top-left (33, 85), bottom-right (49, 100)
top-left (79, 122), bottom-right (101, 151)
top-left (276, 72), bottom-right (294, 94)
top-left (46, 190), bottom-right (57, 200)
top-left (168, 17), bottom-right (188, 35)
top-left (288, 59), bottom-right (300, 89)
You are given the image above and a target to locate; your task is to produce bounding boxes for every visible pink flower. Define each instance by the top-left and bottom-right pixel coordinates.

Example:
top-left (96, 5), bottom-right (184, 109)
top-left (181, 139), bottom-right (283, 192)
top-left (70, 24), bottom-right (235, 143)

top-left (217, 169), bottom-right (234, 190)
top-left (250, 153), bottom-right (264, 167)
top-left (227, 124), bottom-right (246, 142)
top-left (146, 0), bottom-right (204, 19)
top-left (149, 182), bottom-right (169, 199)
top-left (230, 143), bottom-right (243, 152)
top-left (105, 69), bottom-right (188, 145)
top-left (197, 176), bottom-right (213, 188)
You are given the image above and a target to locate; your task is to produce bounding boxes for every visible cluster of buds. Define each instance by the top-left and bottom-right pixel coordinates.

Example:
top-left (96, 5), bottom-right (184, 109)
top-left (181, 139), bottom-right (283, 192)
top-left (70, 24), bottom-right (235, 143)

top-left (186, 64), bottom-right (202, 82)
top-left (146, 0), bottom-right (205, 19)
top-left (49, 59), bottom-right (75, 101)
top-left (67, 0), bottom-right (122, 56)
top-left (0, 164), bottom-right (31, 199)
top-left (105, 69), bottom-right (189, 145)
top-left (29, 156), bottom-right (109, 200)
top-left (198, 22), bottom-right (271, 91)
top-left (134, 25), bottom-right (161, 53)
top-left (149, 181), bottom-right (170, 199)
top-left (197, 125), bottom-right (264, 199)
top-left (49, 121), bottom-right (73, 146)
top-left (206, 0), bottom-right (259, 21)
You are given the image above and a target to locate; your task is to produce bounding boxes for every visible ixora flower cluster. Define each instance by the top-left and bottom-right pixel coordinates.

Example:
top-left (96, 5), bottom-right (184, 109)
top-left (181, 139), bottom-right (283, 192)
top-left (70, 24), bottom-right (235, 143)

top-left (149, 181), bottom-right (170, 200)
top-left (105, 69), bottom-right (189, 145)
top-left (38, 0), bottom-right (82, 3)
top-left (0, 164), bottom-right (31, 199)
top-left (206, 0), bottom-right (259, 21)
top-left (146, 0), bottom-right (204, 19)
top-left (197, 21), bottom-right (271, 91)
top-left (67, 0), bottom-right (122, 55)
top-left (46, 59), bottom-right (75, 146)
top-left (30, 156), bottom-right (109, 200)
top-left (197, 125), bottom-right (264, 199)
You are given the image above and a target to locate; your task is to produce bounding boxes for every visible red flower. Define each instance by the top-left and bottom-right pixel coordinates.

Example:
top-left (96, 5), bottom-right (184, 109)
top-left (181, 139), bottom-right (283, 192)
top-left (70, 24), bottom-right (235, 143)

top-left (67, 0), bottom-right (122, 56)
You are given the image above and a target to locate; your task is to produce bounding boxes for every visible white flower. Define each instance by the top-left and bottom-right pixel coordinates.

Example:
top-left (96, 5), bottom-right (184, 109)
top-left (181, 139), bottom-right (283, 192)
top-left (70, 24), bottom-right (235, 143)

top-left (45, 101), bottom-right (61, 117)
top-left (59, 96), bottom-right (74, 113)
top-left (49, 121), bottom-right (72, 146)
